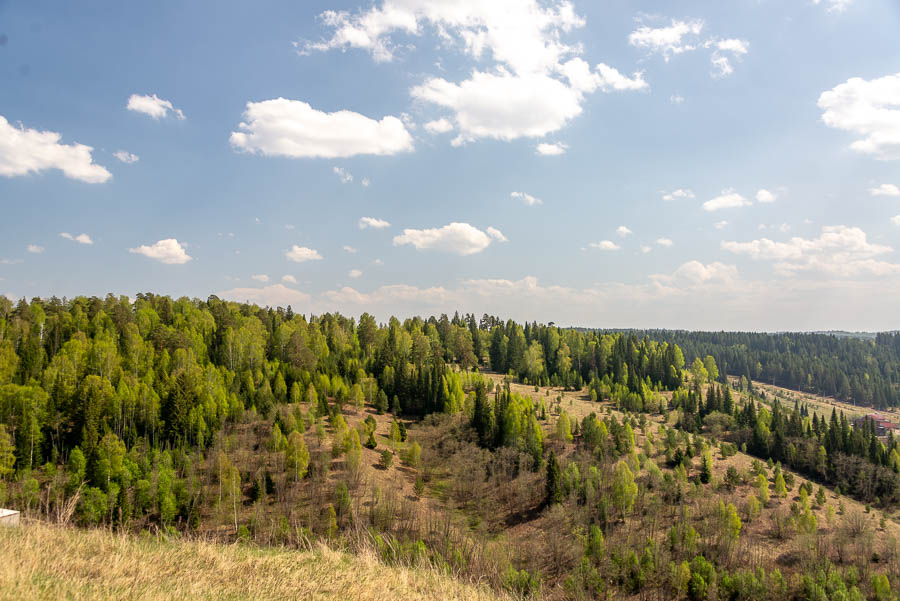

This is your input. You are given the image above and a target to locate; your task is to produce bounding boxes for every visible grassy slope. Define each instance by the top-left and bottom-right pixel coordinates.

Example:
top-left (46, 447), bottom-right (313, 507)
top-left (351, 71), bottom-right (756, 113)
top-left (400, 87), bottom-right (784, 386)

top-left (0, 521), bottom-right (508, 601)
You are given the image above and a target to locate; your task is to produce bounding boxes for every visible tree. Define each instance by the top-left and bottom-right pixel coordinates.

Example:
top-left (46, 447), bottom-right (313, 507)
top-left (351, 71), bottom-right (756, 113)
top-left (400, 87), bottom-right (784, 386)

top-left (545, 451), bottom-right (562, 505)
top-left (0, 425), bottom-right (15, 478)
top-left (556, 412), bottom-right (573, 444)
top-left (284, 431), bottom-right (310, 481)
top-left (756, 473), bottom-right (770, 505)
top-left (612, 461), bottom-right (637, 518)
top-left (700, 449), bottom-right (713, 484)
top-left (379, 449), bottom-right (393, 469)
top-left (774, 469), bottom-right (787, 498)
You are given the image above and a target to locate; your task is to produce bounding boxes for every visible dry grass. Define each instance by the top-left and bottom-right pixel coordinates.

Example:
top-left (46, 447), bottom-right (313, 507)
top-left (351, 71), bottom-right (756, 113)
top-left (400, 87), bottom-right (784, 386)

top-left (0, 521), bottom-right (509, 601)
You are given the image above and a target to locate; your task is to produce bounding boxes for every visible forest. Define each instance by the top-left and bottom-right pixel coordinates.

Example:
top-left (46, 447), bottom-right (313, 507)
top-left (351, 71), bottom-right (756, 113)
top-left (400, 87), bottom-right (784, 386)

top-left (2, 294), bottom-right (900, 600)
top-left (617, 330), bottom-right (900, 408)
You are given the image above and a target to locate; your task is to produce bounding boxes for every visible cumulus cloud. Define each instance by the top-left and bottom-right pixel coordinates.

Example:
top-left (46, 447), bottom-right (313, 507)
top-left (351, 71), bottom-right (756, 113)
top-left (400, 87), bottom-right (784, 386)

top-left (536, 142), bottom-right (567, 155)
top-left (27, 244), bottom-right (44, 254)
top-left (662, 188), bottom-right (694, 201)
top-left (230, 98), bottom-right (414, 159)
top-left (589, 240), bottom-right (620, 250)
top-left (126, 94), bottom-right (185, 120)
top-left (333, 166), bottom-right (353, 183)
top-left (343, 245), bottom-right (358, 254)
top-left (655, 260), bottom-right (738, 285)
top-left (616, 226), bottom-right (632, 238)
top-left (251, 274), bottom-right (270, 282)
top-left (657, 237), bottom-right (673, 247)
top-left (305, 2), bottom-right (644, 145)
top-left (424, 118), bottom-right (453, 134)
top-left (359, 216), bottom-right (391, 229)
top-left (393, 222), bottom-right (496, 255)
top-left (871, 183), bottom-right (900, 197)
top-left (756, 189), bottom-right (776, 203)
top-left (629, 19), bottom-right (748, 78)
top-left (282, 275), bottom-right (297, 284)
top-left (703, 189), bottom-right (751, 211)
top-left (714, 220), bottom-right (728, 230)
top-left (722, 225), bottom-right (899, 277)
top-left (219, 284), bottom-right (311, 308)
top-left (511, 191), bottom-right (543, 206)
top-left (892, 215), bottom-right (900, 226)
top-left (60, 232), bottom-right (93, 245)
top-left (818, 73), bottom-right (900, 160)
top-left (628, 19), bottom-right (705, 60)
top-left (113, 150), bottom-right (139, 164)
top-left (0, 116), bottom-right (111, 183)
top-left (348, 269), bottom-right (362, 278)
top-left (285, 245), bottom-right (323, 263)
top-left (129, 239), bottom-right (191, 264)
top-left (486, 226), bottom-right (508, 242)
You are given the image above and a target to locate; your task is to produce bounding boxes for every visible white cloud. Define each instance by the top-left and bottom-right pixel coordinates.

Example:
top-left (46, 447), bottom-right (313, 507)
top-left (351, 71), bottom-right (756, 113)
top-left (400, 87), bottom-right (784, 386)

top-left (60, 232), bottom-right (93, 245)
top-left (662, 188), bottom-right (694, 201)
top-left (660, 261), bottom-right (738, 285)
top-left (589, 240), bottom-right (620, 250)
top-left (359, 216), bottom-right (391, 229)
top-left (536, 142), bottom-right (568, 155)
top-left (26, 244), bottom-right (44, 254)
top-left (361, 177), bottom-right (370, 187)
top-left (892, 215), bottom-right (900, 226)
top-left (722, 225), bottom-right (899, 277)
top-left (0, 116), bottom-right (112, 183)
top-left (813, 0), bottom-right (854, 13)
top-left (129, 238), bottom-right (191, 264)
top-left (486, 226), bottom-right (508, 242)
top-left (703, 188), bottom-right (751, 211)
top-left (640, 245), bottom-right (652, 254)
top-left (756, 188), bottom-right (776, 203)
top-left (714, 220), bottom-right (728, 230)
top-left (230, 98), bottom-right (414, 159)
top-left (282, 275), bottom-right (297, 284)
top-left (616, 226), bottom-right (632, 238)
top-left (219, 284), bottom-right (311, 308)
top-left (113, 150), bottom-right (139, 164)
top-left (348, 269), bottom-right (363, 279)
top-left (656, 237), bottom-right (673, 247)
top-left (126, 94), bottom-right (185, 120)
top-left (669, 94), bottom-right (684, 104)
top-left (333, 166), bottom-right (353, 183)
top-left (629, 19), bottom-right (747, 78)
top-left (343, 245), bottom-right (358, 254)
top-left (412, 71), bottom-right (586, 144)
top-left (628, 19), bottom-right (704, 60)
top-left (424, 118), bottom-right (453, 134)
top-left (871, 183), bottom-right (900, 197)
top-left (818, 73), bottom-right (900, 160)
top-left (251, 274), bottom-right (270, 283)
top-left (393, 222), bottom-right (495, 255)
top-left (285, 245), bottom-right (323, 263)
top-left (307, 3), bottom-right (644, 145)
top-left (511, 191), bottom-right (543, 206)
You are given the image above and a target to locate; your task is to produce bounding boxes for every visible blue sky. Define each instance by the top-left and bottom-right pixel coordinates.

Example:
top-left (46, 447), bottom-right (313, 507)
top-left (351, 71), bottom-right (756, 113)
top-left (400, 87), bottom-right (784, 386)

top-left (1, 0), bottom-right (899, 330)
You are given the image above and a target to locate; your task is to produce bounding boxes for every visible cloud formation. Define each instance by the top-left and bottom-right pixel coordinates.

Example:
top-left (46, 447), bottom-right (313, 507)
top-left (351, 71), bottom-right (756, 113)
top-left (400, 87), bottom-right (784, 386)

top-left (230, 98), bottom-right (414, 159)
top-left (818, 73), bottom-right (900, 160)
top-left (871, 183), bottom-right (900, 197)
top-left (0, 116), bottom-right (111, 183)
top-left (511, 191), bottom-right (543, 206)
top-left (285, 245), bottom-right (323, 263)
top-left (126, 94), bottom-right (185, 120)
top-left (359, 216), bottom-right (391, 229)
top-left (703, 189), bottom-right (751, 211)
top-left (60, 232), bottom-right (93, 245)
top-left (393, 222), bottom-right (496, 255)
top-left (129, 238), bottom-right (191, 264)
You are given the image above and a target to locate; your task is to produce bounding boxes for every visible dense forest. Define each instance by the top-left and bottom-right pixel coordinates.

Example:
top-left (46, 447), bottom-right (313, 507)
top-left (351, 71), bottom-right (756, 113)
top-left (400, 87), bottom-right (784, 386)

top-left (3, 294), bottom-right (900, 600)
top-left (611, 330), bottom-right (900, 408)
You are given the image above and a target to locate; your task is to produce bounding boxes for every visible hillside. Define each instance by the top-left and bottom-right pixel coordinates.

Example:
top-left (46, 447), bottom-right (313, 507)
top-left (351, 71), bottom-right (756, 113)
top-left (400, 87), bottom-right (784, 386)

top-left (0, 521), bottom-right (508, 601)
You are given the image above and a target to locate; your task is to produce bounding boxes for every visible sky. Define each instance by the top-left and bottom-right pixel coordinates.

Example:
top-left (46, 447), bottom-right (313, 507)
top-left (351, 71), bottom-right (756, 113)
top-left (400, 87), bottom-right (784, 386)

top-left (1, 0), bottom-right (899, 331)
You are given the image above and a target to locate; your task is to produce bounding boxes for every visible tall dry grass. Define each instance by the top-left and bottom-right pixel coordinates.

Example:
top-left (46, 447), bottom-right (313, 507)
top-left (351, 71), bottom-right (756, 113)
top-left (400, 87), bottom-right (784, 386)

top-left (0, 521), bottom-right (510, 601)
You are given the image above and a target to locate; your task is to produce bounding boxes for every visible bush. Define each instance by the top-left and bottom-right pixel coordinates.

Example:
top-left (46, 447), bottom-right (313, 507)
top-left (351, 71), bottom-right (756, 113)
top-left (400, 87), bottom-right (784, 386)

top-left (380, 449), bottom-right (393, 469)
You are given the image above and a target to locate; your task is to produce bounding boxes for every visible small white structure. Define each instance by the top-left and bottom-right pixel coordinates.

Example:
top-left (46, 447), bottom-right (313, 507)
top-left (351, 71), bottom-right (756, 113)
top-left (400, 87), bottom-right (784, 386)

top-left (0, 508), bottom-right (20, 527)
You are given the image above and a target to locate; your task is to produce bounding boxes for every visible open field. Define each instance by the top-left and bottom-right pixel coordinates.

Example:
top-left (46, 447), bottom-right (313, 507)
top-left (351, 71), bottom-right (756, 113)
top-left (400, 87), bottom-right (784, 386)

top-left (0, 520), bottom-right (509, 601)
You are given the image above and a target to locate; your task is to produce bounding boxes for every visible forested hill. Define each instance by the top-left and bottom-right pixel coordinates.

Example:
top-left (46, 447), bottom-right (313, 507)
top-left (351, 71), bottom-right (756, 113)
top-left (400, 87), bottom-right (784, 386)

top-left (601, 330), bottom-right (900, 408)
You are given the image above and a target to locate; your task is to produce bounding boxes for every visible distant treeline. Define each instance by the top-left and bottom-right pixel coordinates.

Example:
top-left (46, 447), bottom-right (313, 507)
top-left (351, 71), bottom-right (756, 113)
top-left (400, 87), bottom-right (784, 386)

top-left (598, 330), bottom-right (900, 409)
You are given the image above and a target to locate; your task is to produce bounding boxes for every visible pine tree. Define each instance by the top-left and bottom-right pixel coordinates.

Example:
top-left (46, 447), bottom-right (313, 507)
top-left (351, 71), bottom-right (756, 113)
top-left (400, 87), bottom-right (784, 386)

top-left (545, 450), bottom-right (562, 505)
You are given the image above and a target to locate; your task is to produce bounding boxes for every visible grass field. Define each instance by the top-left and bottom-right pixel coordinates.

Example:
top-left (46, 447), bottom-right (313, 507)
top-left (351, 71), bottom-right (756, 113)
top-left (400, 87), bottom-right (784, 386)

top-left (0, 521), bottom-right (509, 601)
